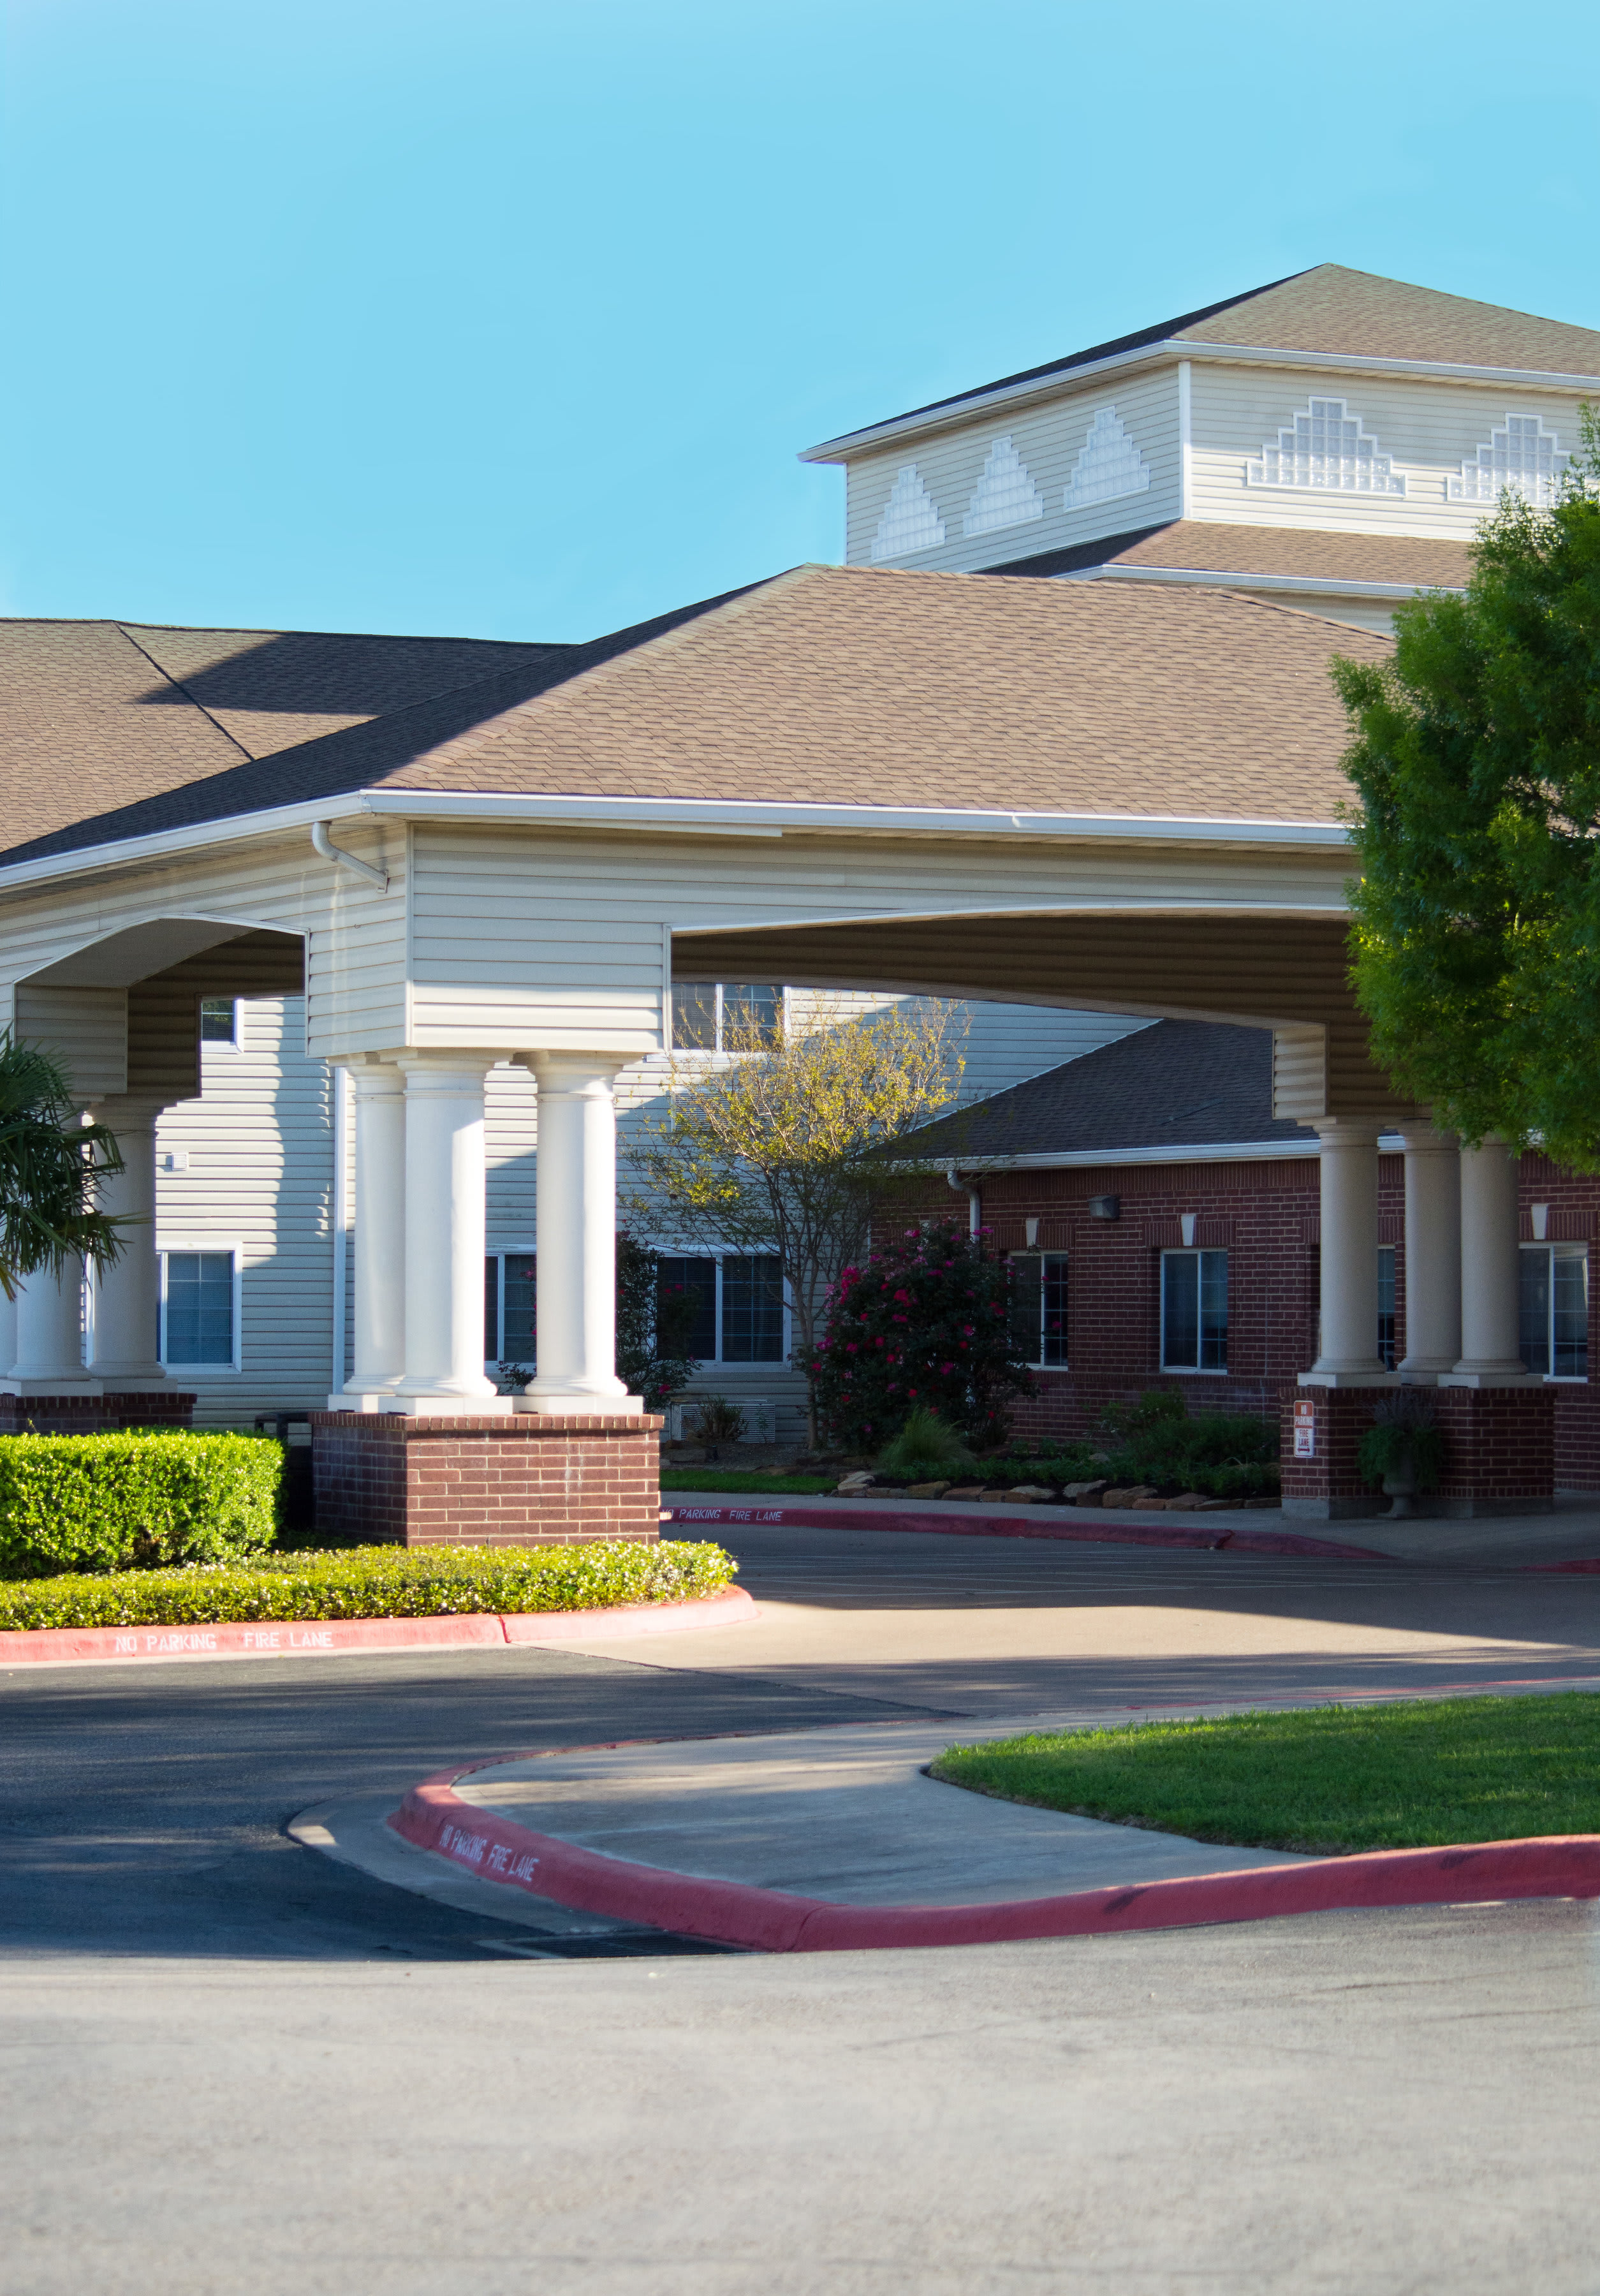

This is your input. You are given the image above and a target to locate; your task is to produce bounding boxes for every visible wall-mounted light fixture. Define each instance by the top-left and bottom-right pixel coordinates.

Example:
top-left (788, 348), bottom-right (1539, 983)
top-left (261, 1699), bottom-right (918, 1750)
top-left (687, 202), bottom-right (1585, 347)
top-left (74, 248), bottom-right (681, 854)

top-left (1089, 1194), bottom-right (1120, 1222)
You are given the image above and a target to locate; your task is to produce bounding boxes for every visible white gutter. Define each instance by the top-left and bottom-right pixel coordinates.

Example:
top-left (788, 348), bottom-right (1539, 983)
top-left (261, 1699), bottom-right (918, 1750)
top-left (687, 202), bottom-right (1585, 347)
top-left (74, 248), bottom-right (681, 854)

top-left (0, 785), bottom-right (1354, 901)
top-left (975, 1133), bottom-right (1404, 1170)
top-left (1060, 564), bottom-right (1460, 601)
top-left (800, 339), bottom-right (1600, 462)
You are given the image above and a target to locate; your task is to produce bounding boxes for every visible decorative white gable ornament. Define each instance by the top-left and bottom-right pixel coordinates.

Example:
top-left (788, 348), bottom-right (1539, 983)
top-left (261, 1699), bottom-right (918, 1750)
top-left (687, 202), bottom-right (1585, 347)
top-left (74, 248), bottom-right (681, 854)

top-left (1062, 406), bottom-right (1152, 512)
top-left (963, 436), bottom-right (1045, 536)
top-left (1450, 413), bottom-right (1569, 506)
top-left (1247, 397), bottom-right (1405, 495)
top-left (870, 464), bottom-right (946, 560)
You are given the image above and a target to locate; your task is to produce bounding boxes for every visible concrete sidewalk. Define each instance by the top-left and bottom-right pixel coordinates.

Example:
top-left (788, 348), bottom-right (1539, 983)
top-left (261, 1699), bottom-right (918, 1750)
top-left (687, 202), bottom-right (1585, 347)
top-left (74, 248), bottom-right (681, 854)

top-left (664, 1487), bottom-right (1600, 1568)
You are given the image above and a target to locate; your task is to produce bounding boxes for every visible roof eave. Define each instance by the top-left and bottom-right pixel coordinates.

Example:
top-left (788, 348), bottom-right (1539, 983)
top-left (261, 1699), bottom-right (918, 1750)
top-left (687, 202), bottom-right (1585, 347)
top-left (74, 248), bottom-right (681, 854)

top-left (800, 338), bottom-right (1600, 463)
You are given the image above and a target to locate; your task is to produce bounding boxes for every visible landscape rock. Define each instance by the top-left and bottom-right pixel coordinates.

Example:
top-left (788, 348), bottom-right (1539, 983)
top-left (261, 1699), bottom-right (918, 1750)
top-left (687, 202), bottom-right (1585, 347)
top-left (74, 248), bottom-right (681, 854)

top-left (906, 1481), bottom-right (951, 1499)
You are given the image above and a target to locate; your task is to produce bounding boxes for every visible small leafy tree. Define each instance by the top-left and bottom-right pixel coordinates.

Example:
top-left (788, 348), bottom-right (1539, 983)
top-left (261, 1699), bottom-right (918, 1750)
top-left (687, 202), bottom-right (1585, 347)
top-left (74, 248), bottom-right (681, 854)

top-left (626, 996), bottom-right (968, 1438)
top-left (806, 1219), bottom-right (1032, 1451)
top-left (0, 1036), bottom-right (126, 1296)
top-left (1336, 406), bottom-right (1600, 1165)
top-left (615, 1230), bottom-right (701, 1413)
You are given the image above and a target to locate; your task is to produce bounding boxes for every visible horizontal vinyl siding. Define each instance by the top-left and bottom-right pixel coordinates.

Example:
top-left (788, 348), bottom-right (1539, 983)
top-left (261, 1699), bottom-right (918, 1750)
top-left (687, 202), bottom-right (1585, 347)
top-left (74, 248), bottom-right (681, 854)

top-left (1190, 363), bottom-right (1593, 543)
top-left (155, 996), bottom-right (334, 1424)
top-left (846, 367), bottom-right (1181, 573)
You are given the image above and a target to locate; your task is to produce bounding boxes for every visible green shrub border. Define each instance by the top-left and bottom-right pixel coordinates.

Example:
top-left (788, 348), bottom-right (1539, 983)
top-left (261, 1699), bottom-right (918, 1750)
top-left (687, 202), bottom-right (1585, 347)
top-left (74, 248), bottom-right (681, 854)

top-left (0, 1539), bottom-right (736, 1635)
top-left (0, 1431), bottom-right (282, 1580)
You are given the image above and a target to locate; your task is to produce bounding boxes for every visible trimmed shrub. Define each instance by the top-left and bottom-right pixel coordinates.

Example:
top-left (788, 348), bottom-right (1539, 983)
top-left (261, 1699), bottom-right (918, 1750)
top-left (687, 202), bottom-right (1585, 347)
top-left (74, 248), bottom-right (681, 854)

top-left (0, 1538), bottom-right (736, 1633)
top-left (0, 1432), bottom-right (283, 1580)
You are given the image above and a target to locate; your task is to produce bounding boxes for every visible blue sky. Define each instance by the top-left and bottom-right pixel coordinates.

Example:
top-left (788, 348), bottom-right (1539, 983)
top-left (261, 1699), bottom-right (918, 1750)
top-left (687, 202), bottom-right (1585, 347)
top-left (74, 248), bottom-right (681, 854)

top-left (4, 0), bottom-right (1599, 642)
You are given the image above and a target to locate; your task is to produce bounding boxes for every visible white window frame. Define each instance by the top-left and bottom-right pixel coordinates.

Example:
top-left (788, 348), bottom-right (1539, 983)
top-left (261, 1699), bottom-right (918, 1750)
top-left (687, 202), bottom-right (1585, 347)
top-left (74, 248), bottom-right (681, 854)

top-left (669, 983), bottom-right (789, 1057)
top-left (1520, 1242), bottom-right (1589, 1383)
top-left (158, 1240), bottom-right (242, 1376)
top-left (198, 997), bottom-right (241, 1051)
top-left (1159, 1247), bottom-right (1229, 1375)
top-left (1007, 1251), bottom-right (1069, 1369)
top-left (657, 1249), bottom-right (791, 1367)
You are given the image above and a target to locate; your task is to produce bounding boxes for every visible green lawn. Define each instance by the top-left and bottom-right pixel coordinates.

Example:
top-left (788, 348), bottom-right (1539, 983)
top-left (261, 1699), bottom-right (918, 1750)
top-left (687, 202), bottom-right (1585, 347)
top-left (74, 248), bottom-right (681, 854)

top-left (930, 1693), bottom-right (1600, 1855)
top-left (660, 1470), bottom-right (837, 1495)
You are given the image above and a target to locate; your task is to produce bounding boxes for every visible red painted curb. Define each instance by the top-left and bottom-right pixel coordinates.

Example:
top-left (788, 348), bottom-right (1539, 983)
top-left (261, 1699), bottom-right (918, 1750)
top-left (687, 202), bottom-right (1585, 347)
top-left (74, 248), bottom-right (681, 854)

top-left (664, 1500), bottom-right (1388, 1563)
top-left (1525, 1559), bottom-right (1600, 1573)
top-left (388, 1758), bottom-right (1600, 1952)
top-left (0, 1584), bottom-right (756, 1670)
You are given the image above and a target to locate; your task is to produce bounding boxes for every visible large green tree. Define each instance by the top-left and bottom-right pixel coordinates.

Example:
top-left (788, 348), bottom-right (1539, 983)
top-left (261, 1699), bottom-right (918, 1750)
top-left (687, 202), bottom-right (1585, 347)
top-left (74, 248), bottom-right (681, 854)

top-left (1337, 409), bottom-right (1600, 1168)
top-left (0, 1037), bottom-right (126, 1295)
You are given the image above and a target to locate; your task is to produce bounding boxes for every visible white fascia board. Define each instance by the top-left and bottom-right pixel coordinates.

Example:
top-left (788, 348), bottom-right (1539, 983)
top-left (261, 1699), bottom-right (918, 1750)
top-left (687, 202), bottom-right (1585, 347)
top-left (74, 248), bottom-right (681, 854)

top-left (800, 339), bottom-right (1600, 463)
top-left (1061, 565), bottom-right (1457, 601)
top-left (976, 1131), bottom-right (1403, 1170)
top-left (0, 784), bottom-right (1353, 901)
top-left (364, 788), bottom-right (1353, 849)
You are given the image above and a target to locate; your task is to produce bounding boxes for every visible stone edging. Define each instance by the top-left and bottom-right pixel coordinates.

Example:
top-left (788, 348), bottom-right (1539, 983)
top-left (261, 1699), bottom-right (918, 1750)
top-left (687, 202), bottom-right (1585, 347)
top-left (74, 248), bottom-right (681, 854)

top-left (390, 1754), bottom-right (1600, 1953)
top-left (0, 1585), bottom-right (757, 1670)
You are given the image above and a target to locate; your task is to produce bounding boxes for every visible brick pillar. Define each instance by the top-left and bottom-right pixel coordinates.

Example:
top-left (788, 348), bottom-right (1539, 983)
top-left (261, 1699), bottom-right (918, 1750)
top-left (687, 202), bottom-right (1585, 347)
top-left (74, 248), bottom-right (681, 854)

top-left (311, 1410), bottom-right (663, 1548)
top-left (1282, 1385), bottom-right (1555, 1520)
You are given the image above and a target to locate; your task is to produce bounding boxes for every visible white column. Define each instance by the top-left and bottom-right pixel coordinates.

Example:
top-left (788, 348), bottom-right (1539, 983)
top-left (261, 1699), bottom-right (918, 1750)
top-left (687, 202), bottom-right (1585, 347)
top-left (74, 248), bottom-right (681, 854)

top-left (1396, 1128), bottom-right (1461, 1378)
top-left (85, 1097), bottom-right (166, 1386)
top-left (337, 1061), bottom-right (406, 1406)
top-left (7, 1262), bottom-right (89, 1389)
top-left (1448, 1135), bottom-right (1529, 1381)
top-left (1305, 1119), bottom-right (1390, 1382)
top-left (391, 1055), bottom-right (499, 1409)
top-left (520, 1052), bottom-right (638, 1413)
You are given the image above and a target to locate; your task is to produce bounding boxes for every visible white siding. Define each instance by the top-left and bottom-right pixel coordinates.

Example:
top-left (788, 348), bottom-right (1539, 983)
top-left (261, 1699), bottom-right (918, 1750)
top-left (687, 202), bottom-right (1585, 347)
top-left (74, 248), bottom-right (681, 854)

top-left (155, 996), bottom-right (334, 1425)
top-left (844, 367), bottom-right (1181, 574)
top-left (1189, 363), bottom-right (1594, 543)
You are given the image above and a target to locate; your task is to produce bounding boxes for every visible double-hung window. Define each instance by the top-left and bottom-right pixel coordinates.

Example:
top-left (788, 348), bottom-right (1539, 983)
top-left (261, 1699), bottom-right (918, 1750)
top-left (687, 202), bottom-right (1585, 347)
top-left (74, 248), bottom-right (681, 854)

top-left (657, 1254), bottom-right (785, 1362)
top-left (1520, 1244), bottom-right (1589, 1379)
top-left (1377, 1244), bottom-right (1397, 1370)
top-left (159, 1247), bottom-right (240, 1372)
top-left (1008, 1253), bottom-right (1069, 1366)
top-left (670, 983), bottom-right (783, 1052)
top-left (483, 1254), bottom-right (538, 1366)
top-left (199, 997), bottom-right (239, 1047)
top-left (1161, 1248), bottom-right (1228, 1372)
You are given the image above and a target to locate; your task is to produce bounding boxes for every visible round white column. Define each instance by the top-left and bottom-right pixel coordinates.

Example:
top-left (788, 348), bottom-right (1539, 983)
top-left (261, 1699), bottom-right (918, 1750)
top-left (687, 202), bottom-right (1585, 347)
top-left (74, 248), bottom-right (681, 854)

top-left (521, 1052), bottom-right (637, 1412)
top-left (10, 1261), bottom-right (88, 1387)
top-left (342, 1062), bottom-right (406, 1401)
top-left (1451, 1136), bottom-right (1529, 1380)
top-left (392, 1056), bottom-right (498, 1408)
top-left (85, 1098), bottom-right (166, 1385)
top-left (1309, 1119), bottom-right (1389, 1380)
top-left (1396, 1128), bottom-right (1461, 1377)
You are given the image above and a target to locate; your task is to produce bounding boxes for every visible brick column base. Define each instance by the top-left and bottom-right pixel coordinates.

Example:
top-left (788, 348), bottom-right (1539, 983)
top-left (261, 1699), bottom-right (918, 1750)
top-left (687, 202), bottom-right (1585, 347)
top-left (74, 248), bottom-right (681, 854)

top-left (0, 1390), bottom-right (197, 1436)
top-left (311, 1411), bottom-right (663, 1549)
top-left (1281, 1385), bottom-right (1555, 1519)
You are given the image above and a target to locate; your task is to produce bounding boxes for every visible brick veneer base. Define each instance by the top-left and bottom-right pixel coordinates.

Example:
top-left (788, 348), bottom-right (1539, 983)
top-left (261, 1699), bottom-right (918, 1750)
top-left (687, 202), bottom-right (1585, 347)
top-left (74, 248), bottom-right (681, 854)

top-left (1281, 1385), bottom-right (1556, 1519)
top-left (0, 1390), bottom-right (197, 1436)
top-left (311, 1411), bottom-right (663, 1549)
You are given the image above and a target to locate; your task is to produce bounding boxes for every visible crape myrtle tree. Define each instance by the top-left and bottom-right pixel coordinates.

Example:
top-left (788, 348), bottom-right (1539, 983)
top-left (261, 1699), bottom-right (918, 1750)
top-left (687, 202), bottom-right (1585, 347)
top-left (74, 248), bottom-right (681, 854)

top-left (0, 1036), bottom-right (125, 1295)
top-left (1336, 405), bottom-right (1600, 1166)
top-left (807, 1218), bottom-right (1032, 1452)
top-left (626, 994), bottom-right (968, 1441)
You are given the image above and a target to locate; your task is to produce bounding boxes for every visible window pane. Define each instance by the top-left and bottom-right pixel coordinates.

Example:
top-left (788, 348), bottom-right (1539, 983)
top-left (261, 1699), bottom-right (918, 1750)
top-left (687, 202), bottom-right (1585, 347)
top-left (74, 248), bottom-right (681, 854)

top-left (1553, 1250), bottom-right (1588, 1378)
top-left (670, 985), bottom-right (717, 1050)
top-left (503, 1258), bottom-right (537, 1362)
top-left (199, 997), bottom-right (236, 1043)
top-left (659, 1257), bottom-right (717, 1359)
top-left (1162, 1253), bottom-right (1199, 1370)
top-left (1199, 1249), bottom-right (1228, 1370)
top-left (1008, 1255), bottom-right (1043, 1362)
top-left (1520, 1247), bottom-right (1552, 1375)
top-left (484, 1256), bottom-right (499, 1361)
top-left (165, 1251), bottom-right (235, 1365)
top-left (722, 984), bottom-right (781, 1047)
top-left (1042, 1253), bottom-right (1069, 1367)
top-left (721, 1254), bottom-right (784, 1362)
top-left (1377, 1245), bottom-right (1397, 1371)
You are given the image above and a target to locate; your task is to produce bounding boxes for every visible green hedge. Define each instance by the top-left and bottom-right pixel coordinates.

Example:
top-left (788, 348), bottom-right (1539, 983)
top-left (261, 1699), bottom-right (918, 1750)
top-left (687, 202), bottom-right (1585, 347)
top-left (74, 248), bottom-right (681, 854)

top-left (0, 1537), bottom-right (736, 1633)
top-left (0, 1433), bottom-right (283, 1580)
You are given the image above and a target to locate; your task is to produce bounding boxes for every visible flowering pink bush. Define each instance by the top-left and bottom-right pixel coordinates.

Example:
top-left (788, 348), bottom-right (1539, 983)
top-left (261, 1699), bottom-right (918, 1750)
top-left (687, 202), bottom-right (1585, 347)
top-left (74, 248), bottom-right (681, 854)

top-left (805, 1219), bottom-right (1032, 1451)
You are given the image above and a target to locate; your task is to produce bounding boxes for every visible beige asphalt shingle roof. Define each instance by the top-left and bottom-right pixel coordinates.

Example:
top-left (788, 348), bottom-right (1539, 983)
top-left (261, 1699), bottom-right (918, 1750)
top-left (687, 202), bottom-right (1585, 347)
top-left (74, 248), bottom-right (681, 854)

top-left (987, 519), bottom-right (1476, 589)
top-left (0, 567), bottom-right (1388, 866)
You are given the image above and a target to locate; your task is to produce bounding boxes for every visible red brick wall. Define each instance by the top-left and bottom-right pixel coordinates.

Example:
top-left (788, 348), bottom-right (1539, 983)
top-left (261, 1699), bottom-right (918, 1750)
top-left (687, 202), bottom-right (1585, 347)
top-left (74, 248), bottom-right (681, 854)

top-left (1280, 1385), bottom-right (1555, 1516)
top-left (0, 1390), bottom-right (197, 1436)
top-left (883, 1151), bottom-right (1600, 1490)
top-left (311, 1411), bottom-right (663, 1549)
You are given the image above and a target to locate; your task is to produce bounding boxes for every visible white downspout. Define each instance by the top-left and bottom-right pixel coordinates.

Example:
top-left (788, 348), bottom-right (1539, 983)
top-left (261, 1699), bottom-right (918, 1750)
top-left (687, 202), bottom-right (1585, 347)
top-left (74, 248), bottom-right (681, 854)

top-left (331, 1063), bottom-right (349, 1395)
top-left (311, 820), bottom-right (389, 891)
top-left (946, 1164), bottom-right (981, 1239)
